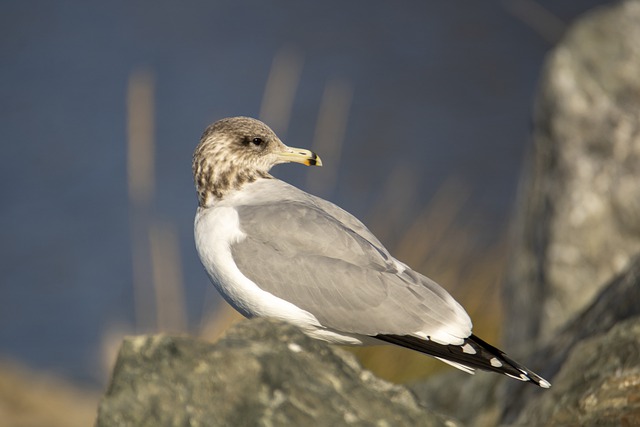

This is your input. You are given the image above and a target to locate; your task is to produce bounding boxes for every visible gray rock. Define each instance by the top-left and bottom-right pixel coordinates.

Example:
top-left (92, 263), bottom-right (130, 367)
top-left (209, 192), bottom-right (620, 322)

top-left (412, 255), bottom-right (640, 426)
top-left (503, 0), bottom-right (640, 350)
top-left (513, 317), bottom-right (640, 427)
top-left (501, 254), bottom-right (640, 423)
top-left (408, 253), bottom-right (640, 427)
top-left (368, 3), bottom-right (640, 424)
top-left (96, 318), bottom-right (460, 427)
top-left (409, 370), bottom-right (502, 427)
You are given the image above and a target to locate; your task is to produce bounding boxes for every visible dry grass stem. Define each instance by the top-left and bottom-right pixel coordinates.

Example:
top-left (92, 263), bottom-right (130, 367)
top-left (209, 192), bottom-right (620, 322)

top-left (503, 0), bottom-right (566, 44)
top-left (259, 47), bottom-right (304, 136)
top-left (127, 68), bottom-right (156, 333)
top-left (306, 79), bottom-right (353, 196)
top-left (150, 221), bottom-right (188, 333)
top-left (127, 68), bottom-right (155, 205)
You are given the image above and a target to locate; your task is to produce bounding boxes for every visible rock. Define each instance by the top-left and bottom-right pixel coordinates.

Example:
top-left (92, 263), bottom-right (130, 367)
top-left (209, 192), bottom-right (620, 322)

top-left (503, 0), bottom-right (640, 350)
top-left (413, 253), bottom-right (640, 426)
top-left (513, 317), bottom-right (640, 426)
top-left (409, 370), bottom-right (502, 427)
top-left (501, 254), bottom-right (640, 423)
top-left (415, 6), bottom-right (640, 423)
top-left (411, 254), bottom-right (640, 427)
top-left (96, 318), bottom-right (460, 427)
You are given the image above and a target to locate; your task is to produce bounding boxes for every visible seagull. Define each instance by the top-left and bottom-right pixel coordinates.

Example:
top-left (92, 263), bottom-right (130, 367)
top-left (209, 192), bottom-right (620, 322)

top-left (193, 116), bottom-right (550, 388)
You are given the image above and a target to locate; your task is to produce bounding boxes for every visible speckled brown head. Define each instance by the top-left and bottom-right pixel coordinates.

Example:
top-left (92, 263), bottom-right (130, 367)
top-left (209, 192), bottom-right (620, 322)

top-left (193, 117), bottom-right (322, 207)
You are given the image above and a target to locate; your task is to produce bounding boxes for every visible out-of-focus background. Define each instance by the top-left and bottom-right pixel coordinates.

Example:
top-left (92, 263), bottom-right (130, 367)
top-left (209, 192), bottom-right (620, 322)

top-left (0, 0), bottom-right (612, 424)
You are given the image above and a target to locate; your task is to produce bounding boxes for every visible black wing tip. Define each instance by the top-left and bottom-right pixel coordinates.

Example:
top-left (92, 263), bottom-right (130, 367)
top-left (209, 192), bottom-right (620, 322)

top-left (468, 334), bottom-right (551, 388)
top-left (375, 333), bottom-right (551, 389)
top-left (500, 362), bottom-right (552, 388)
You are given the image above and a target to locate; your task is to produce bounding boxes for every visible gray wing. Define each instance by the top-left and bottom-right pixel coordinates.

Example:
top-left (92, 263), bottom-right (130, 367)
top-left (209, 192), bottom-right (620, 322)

top-left (231, 187), bottom-right (471, 341)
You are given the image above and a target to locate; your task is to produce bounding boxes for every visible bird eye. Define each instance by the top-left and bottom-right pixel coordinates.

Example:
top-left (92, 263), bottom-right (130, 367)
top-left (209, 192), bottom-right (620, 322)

top-left (252, 137), bottom-right (263, 146)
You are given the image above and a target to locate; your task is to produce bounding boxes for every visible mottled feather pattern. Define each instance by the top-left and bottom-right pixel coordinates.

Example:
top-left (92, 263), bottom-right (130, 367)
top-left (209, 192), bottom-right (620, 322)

top-left (193, 117), bottom-right (276, 206)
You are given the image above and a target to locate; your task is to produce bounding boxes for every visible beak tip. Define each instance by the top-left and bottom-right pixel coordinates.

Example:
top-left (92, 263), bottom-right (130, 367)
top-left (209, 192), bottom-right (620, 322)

top-left (309, 155), bottom-right (323, 167)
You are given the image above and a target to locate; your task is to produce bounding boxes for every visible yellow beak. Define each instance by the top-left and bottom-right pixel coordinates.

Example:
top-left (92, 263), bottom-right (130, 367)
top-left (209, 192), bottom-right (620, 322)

top-left (276, 147), bottom-right (323, 167)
